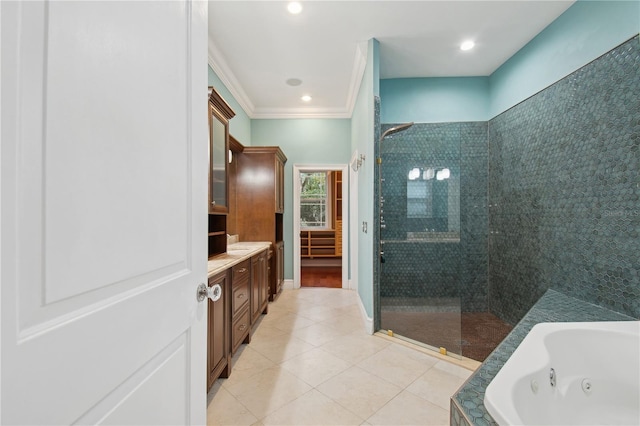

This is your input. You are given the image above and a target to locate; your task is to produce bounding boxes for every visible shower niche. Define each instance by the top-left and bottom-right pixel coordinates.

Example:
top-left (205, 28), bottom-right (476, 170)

top-left (404, 165), bottom-right (460, 242)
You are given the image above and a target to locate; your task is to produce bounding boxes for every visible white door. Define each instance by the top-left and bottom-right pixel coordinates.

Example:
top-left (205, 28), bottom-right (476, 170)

top-left (1, 1), bottom-right (208, 424)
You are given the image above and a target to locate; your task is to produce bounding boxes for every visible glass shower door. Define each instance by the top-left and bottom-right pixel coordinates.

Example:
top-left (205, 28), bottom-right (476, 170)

top-left (379, 124), bottom-right (462, 357)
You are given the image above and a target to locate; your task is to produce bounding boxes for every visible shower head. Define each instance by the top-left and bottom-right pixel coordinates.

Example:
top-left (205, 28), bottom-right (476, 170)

top-left (380, 122), bottom-right (414, 142)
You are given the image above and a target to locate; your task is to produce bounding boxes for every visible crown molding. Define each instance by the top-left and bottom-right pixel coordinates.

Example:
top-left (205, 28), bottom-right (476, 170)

top-left (208, 39), bottom-right (367, 120)
top-left (344, 42), bottom-right (368, 117)
top-left (207, 39), bottom-right (255, 117)
top-left (250, 107), bottom-right (352, 119)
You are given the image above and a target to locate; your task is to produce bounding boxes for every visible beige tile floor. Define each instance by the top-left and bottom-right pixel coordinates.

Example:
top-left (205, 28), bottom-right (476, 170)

top-left (207, 288), bottom-right (476, 426)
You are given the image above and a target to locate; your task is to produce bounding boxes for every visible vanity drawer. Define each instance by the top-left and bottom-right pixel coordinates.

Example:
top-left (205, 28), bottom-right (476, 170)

top-left (231, 309), bottom-right (251, 353)
top-left (232, 259), bottom-right (251, 282)
top-left (232, 279), bottom-right (249, 316)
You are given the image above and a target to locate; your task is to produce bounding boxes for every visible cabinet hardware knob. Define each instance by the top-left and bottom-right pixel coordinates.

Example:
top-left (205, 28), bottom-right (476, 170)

top-left (239, 324), bottom-right (247, 331)
top-left (237, 293), bottom-right (245, 299)
top-left (238, 268), bottom-right (247, 273)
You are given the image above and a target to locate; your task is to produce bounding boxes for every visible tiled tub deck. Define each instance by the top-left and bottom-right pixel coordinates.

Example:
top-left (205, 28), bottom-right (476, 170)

top-left (450, 289), bottom-right (635, 426)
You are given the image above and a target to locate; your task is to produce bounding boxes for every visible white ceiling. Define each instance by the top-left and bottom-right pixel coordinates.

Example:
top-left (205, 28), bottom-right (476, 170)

top-left (208, 1), bottom-right (574, 118)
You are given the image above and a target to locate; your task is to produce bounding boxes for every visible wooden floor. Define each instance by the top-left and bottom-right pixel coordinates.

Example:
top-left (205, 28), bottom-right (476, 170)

top-left (300, 266), bottom-right (342, 288)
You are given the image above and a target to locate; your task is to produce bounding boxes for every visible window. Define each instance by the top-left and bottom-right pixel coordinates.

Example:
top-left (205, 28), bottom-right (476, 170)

top-left (300, 172), bottom-right (331, 228)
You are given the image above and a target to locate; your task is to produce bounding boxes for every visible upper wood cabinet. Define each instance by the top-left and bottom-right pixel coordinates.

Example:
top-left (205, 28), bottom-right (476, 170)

top-left (235, 146), bottom-right (287, 222)
top-left (208, 86), bottom-right (235, 214)
top-left (234, 146), bottom-right (287, 300)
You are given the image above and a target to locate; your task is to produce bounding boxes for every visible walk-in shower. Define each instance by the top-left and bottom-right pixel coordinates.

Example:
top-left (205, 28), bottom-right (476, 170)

top-left (377, 122), bottom-right (464, 357)
top-left (376, 121), bottom-right (512, 361)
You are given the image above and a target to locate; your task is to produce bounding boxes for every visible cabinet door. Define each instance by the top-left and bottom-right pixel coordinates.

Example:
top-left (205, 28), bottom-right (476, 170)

top-left (208, 271), bottom-right (229, 391)
top-left (208, 86), bottom-right (235, 214)
top-left (259, 253), bottom-right (269, 309)
top-left (266, 251), bottom-right (273, 302)
top-left (208, 104), bottom-right (229, 213)
top-left (277, 242), bottom-right (284, 292)
top-left (251, 251), bottom-right (268, 324)
top-left (251, 255), bottom-right (260, 323)
top-left (275, 158), bottom-right (285, 213)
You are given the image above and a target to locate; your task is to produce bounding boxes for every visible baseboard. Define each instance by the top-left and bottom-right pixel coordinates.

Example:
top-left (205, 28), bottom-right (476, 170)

top-left (347, 278), bottom-right (356, 291)
top-left (357, 295), bottom-right (375, 335)
top-left (282, 279), bottom-right (295, 290)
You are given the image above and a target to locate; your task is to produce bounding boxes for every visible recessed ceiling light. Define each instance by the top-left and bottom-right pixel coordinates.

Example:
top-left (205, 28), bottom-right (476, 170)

top-left (301, 95), bottom-right (312, 102)
top-left (286, 78), bottom-right (302, 87)
top-left (287, 2), bottom-right (302, 14)
top-left (460, 40), bottom-right (475, 51)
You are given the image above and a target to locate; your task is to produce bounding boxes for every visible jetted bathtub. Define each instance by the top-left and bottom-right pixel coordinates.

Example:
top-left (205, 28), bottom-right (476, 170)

top-left (484, 321), bottom-right (640, 425)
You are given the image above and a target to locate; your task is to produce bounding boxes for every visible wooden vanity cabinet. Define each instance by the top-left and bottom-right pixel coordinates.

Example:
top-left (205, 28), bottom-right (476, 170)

top-left (251, 250), bottom-right (269, 324)
top-left (230, 259), bottom-right (251, 354)
top-left (207, 270), bottom-right (230, 391)
top-left (235, 147), bottom-right (287, 301)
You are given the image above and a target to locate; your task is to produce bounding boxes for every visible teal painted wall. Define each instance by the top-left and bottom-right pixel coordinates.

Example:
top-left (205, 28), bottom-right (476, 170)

top-left (251, 119), bottom-right (352, 281)
top-left (208, 66), bottom-right (252, 144)
top-left (350, 39), bottom-right (379, 318)
top-left (490, 0), bottom-right (640, 117)
top-left (379, 1), bottom-right (639, 124)
top-left (380, 77), bottom-right (490, 123)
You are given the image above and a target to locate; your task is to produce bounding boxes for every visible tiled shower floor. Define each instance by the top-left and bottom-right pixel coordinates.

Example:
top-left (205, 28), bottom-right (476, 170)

top-left (381, 298), bottom-right (513, 361)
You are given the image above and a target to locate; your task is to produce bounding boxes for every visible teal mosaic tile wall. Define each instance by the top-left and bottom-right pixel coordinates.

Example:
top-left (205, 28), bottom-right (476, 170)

top-left (488, 36), bottom-right (640, 323)
top-left (378, 122), bottom-right (488, 311)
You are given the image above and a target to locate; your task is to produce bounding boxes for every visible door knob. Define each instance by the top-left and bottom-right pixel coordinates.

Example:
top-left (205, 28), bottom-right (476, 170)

top-left (197, 283), bottom-right (222, 302)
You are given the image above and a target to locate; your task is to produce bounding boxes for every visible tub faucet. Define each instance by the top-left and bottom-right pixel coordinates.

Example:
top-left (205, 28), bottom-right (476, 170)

top-left (549, 368), bottom-right (556, 387)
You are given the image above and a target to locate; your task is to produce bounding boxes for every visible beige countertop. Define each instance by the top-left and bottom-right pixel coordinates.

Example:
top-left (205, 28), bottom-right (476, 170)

top-left (207, 241), bottom-right (271, 277)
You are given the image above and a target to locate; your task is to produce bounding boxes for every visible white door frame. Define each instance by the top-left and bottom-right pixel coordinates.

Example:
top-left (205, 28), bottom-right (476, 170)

top-left (293, 164), bottom-right (349, 289)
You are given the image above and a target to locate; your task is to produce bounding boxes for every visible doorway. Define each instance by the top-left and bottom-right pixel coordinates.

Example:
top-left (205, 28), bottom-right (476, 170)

top-left (293, 165), bottom-right (349, 289)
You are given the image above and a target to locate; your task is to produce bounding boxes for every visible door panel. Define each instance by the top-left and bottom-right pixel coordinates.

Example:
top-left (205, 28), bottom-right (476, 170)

top-left (72, 334), bottom-right (189, 425)
top-left (1, 1), bottom-right (208, 424)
